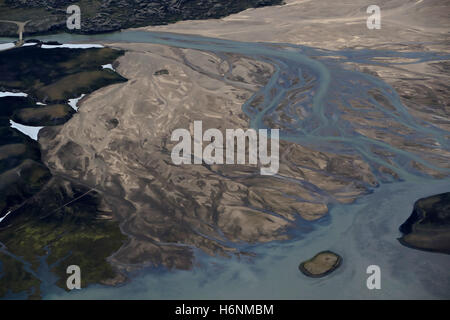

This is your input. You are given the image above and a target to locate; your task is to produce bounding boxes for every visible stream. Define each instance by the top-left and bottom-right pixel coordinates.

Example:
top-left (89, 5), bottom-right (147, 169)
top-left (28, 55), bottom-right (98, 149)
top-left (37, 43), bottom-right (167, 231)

top-left (1, 31), bottom-right (449, 299)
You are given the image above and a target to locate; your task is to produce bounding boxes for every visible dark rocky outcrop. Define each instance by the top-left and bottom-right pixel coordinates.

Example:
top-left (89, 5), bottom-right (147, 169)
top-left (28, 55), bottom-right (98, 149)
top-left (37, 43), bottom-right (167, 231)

top-left (0, 0), bottom-right (283, 36)
top-left (398, 192), bottom-right (450, 254)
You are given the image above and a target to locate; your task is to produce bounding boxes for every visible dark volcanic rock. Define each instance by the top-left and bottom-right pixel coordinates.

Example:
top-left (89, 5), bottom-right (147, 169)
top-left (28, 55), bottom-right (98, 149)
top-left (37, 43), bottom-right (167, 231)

top-left (0, 22), bottom-right (18, 37)
top-left (154, 69), bottom-right (169, 76)
top-left (299, 251), bottom-right (342, 278)
top-left (0, 0), bottom-right (283, 36)
top-left (399, 192), bottom-right (450, 254)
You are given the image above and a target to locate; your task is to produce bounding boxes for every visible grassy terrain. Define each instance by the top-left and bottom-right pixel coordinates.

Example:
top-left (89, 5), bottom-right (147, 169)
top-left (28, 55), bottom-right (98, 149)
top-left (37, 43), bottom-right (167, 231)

top-left (12, 104), bottom-right (75, 126)
top-left (37, 70), bottom-right (125, 102)
top-left (0, 46), bottom-right (126, 102)
top-left (0, 44), bottom-right (128, 299)
top-left (0, 252), bottom-right (41, 299)
top-left (0, 178), bottom-right (127, 295)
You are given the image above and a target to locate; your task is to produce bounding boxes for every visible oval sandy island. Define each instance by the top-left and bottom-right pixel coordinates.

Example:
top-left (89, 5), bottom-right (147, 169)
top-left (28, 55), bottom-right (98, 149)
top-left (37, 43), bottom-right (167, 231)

top-left (299, 251), bottom-right (342, 278)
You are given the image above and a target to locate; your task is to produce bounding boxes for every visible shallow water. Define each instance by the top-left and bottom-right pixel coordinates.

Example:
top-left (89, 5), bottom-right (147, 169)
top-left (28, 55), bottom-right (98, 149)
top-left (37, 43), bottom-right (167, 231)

top-left (1, 31), bottom-right (449, 299)
top-left (5, 31), bottom-right (450, 180)
top-left (44, 179), bottom-right (450, 299)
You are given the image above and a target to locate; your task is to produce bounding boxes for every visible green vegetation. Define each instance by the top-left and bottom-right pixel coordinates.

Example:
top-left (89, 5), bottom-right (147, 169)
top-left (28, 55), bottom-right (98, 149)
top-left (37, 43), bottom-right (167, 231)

top-left (0, 43), bottom-right (126, 216)
top-left (0, 179), bottom-right (127, 296)
top-left (37, 70), bottom-right (125, 102)
top-left (12, 104), bottom-right (74, 126)
top-left (0, 252), bottom-right (41, 300)
top-left (0, 132), bottom-right (50, 215)
top-left (0, 44), bottom-right (128, 299)
top-left (0, 46), bottom-right (127, 103)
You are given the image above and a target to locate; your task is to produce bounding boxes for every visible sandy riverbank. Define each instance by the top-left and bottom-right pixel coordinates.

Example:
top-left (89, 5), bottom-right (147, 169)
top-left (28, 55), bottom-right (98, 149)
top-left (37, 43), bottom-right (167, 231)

top-left (137, 0), bottom-right (450, 52)
top-left (14, 0), bottom-right (449, 289)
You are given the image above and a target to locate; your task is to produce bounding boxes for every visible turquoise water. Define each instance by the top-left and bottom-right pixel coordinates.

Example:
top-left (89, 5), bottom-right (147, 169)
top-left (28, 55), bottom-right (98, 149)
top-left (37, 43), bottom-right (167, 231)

top-left (44, 179), bottom-right (450, 299)
top-left (9, 31), bottom-right (450, 180)
top-left (1, 31), bottom-right (449, 299)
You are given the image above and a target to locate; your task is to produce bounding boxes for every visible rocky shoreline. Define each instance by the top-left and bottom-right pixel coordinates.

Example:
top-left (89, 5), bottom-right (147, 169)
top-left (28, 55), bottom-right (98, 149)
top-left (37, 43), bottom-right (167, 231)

top-left (1, 0), bottom-right (449, 300)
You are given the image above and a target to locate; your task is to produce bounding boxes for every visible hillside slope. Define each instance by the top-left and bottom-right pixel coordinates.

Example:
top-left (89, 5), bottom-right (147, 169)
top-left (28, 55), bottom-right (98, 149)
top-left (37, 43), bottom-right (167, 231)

top-left (0, 0), bottom-right (283, 36)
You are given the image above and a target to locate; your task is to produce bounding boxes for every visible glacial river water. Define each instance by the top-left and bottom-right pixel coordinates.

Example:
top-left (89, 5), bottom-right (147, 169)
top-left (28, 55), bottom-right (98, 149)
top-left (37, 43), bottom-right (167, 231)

top-left (1, 31), bottom-right (449, 299)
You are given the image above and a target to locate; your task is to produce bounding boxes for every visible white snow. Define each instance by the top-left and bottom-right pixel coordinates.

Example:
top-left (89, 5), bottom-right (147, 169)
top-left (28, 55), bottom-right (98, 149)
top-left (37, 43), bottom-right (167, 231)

top-left (41, 43), bottom-right (104, 49)
top-left (102, 64), bottom-right (114, 71)
top-left (68, 94), bottom-right (86, 111)
top-left (0, 211), bottom-right (12, 223)
top-left (0, 91), bottom-right (28, 97)
top-left (22, 42), bottom-right (38, 47)
top-left (36, 102), bottom-right (47, 106)
top-left (0, 42), bottom-right (15, 51)
top-left (10, 120), bottom-right (43, 141)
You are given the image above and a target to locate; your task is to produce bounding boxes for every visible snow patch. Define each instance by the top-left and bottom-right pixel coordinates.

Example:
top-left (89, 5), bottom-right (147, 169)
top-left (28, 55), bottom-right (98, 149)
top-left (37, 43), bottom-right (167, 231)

top-left (41, 43), bottom-right (104, 49)
top-left (102, 64), bottom-right (114, 71)
top-left (0, 211), bottom-right (12, 223)
top-left (0, 91), bottom-right (28, 97)
top-left (10, 120), bottom-right (43, 141)
top-left (68, 94), bottom-right (86, 111)
top-left (0, 43), bottom-right (15, 51)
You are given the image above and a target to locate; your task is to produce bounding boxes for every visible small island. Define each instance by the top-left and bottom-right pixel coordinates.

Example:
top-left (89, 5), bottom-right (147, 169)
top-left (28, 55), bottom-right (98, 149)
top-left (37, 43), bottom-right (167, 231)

top-left (299, 251), bottom-right (342, 278)
top-left (398, 192), bottom-right (450, 254)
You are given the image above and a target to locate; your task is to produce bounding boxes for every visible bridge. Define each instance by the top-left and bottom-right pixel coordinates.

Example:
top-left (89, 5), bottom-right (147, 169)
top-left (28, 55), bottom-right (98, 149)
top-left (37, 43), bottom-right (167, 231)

top-left (0, 20), bottom-right (31, 47)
